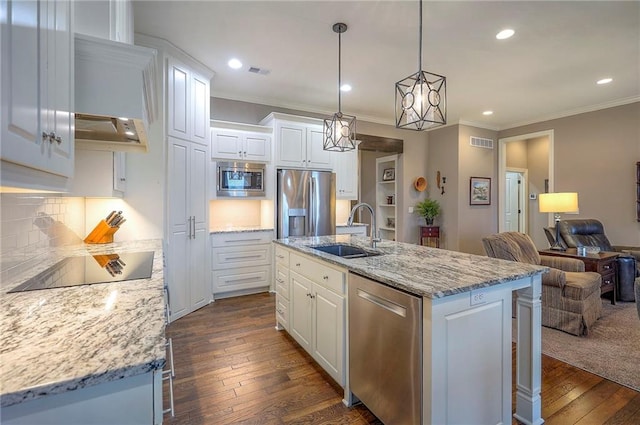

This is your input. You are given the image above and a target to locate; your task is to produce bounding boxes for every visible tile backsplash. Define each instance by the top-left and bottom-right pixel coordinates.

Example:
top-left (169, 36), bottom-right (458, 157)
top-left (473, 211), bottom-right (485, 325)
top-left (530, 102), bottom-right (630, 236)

top-left (0, 194), bottom-right (85, 281)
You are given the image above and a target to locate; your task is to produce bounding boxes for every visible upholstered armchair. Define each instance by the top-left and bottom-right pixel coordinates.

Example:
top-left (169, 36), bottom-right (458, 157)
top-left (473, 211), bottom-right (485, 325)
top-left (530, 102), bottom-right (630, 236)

top-left (556, 219), bottom-right (639, 302)
top-left (483, 232), bottom-right (602, 336)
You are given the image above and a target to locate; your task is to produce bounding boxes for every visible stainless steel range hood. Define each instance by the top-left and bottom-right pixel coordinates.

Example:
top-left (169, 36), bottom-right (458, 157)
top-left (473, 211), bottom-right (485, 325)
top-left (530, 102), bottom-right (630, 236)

top-left (74, 33), bottom-right (157, 153)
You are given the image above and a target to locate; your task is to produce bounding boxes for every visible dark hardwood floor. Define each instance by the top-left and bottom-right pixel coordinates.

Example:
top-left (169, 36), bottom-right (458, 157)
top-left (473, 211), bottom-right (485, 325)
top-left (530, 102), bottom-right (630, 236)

top-left (163, 293), bottom-right (640, 424)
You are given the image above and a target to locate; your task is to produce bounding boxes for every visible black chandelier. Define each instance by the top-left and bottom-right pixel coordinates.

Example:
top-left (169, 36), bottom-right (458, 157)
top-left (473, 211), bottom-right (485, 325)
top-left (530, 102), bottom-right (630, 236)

top-left (323, 23), bottom-right (357, 152)
top-left (395, 0), bottom-right (446, 131)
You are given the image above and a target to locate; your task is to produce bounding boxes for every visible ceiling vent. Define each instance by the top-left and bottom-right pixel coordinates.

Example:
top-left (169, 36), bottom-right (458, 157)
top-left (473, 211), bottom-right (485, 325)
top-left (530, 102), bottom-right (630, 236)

top-left (248, 66), bottom-right (270, 76)
top-left (470, 136), bottom-right (494, 149)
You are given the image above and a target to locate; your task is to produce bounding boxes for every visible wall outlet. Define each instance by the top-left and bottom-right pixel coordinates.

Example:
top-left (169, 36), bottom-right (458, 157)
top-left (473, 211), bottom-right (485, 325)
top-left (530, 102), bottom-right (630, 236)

top-left (408, 207), bottom-right (414, 213)
top-left (470, 289), bottom-right (488, 305)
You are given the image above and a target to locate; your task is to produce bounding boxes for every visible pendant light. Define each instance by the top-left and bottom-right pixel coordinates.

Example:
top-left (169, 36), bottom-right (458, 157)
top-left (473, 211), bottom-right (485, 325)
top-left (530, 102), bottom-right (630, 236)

top-left (324, 23), bottom-right (356, 152)
top-left (395, 0), bottom-right (446, 131)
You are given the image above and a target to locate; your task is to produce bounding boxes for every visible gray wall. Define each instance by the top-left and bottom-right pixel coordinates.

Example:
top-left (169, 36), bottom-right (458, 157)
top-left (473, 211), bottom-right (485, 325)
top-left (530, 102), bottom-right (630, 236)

top-left (498, 102), bottom-right (640, 246)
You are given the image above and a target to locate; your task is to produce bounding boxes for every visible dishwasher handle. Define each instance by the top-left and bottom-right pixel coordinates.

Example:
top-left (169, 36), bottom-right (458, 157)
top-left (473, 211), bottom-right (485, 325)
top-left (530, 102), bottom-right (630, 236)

top-left (357, 288), bottom-right (407, 317)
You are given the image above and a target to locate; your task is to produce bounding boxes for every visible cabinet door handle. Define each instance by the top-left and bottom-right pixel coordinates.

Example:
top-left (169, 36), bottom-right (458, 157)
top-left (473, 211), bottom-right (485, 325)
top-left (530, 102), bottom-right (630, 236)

top-left (192, 216), bottom-right (196, 239)
top-left (276, 278), bottom-right (284, 284)
top-left (323, 275), bottom-right (329, 280)
top-left (276, 254), bottom-right (285, 259)
top-left (295, 263), bottom-right (301, 267)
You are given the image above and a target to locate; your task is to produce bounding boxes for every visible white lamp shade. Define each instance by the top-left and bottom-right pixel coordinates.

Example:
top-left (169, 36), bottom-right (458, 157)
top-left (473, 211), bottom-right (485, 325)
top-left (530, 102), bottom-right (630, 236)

top-left (538, 192), bottom-right (579, 213)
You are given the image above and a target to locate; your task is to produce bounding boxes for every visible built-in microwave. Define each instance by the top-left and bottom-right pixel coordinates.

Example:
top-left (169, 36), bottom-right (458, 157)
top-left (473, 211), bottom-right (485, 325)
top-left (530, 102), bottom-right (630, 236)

top-left (217, 162), bottom-right (266, 197)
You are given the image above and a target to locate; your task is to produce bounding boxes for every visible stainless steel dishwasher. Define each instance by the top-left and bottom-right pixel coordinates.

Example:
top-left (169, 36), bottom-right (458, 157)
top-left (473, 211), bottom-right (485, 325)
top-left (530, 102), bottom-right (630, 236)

top-left (349, 272), bottom-right (422, 425)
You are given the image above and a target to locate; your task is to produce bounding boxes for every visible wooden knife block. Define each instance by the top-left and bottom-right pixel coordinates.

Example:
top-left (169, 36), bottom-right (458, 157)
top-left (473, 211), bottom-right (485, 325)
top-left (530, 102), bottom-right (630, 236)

top-left (84, 220), bottom-right (119, 244)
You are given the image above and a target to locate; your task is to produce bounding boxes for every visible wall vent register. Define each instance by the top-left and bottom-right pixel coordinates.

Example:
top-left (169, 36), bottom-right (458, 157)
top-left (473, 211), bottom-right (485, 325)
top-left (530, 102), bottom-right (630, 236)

top-left (8, 251), bottom-right (154, 293)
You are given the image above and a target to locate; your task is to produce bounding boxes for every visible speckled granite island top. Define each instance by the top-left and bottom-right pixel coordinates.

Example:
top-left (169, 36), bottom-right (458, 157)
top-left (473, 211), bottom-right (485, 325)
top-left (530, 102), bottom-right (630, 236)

top-left (275, 235), bottom-right (547, 298)
top-left (0, 239), bottom-right (165, 408)
top-left (210, 226), bottom-right (274, 234)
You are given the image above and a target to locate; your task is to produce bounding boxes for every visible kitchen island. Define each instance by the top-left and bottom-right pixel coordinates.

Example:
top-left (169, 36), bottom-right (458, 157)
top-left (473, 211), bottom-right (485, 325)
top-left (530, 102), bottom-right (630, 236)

top-left (274, 235), bottom-right (547, 425)
top-left (0, 239), bottom-right (166, 424)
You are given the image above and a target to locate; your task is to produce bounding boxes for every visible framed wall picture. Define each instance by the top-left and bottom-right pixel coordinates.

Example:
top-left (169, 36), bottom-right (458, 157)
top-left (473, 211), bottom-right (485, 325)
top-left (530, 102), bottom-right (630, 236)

top-left (382, 168), bottom-right (395, 181)
top-left (470, 177), bottom-right (491, 205)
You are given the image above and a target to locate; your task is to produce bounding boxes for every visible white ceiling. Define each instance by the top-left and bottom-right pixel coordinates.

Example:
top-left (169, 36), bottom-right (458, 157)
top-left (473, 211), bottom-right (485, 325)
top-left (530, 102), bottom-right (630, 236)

top-left (132, 1), bottom-right (640, 130)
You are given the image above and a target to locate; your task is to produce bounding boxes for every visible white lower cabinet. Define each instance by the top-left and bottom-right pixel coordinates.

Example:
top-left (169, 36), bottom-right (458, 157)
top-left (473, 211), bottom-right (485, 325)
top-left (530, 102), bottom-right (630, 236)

top-left (211, 231), bottom-right (273, 298)
top-left (275, 245), bottom-right (345, 387)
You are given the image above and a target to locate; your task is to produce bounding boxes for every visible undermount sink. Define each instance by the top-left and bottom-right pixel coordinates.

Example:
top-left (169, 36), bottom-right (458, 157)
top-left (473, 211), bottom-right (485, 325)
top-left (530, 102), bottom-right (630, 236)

top-left (311, 244), bottom-right (381, 259)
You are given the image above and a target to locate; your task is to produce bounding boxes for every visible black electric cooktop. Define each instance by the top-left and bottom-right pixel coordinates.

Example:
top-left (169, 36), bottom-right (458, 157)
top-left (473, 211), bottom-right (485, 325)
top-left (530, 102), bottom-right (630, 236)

top-left (8, 251), bottom-right (155, 293)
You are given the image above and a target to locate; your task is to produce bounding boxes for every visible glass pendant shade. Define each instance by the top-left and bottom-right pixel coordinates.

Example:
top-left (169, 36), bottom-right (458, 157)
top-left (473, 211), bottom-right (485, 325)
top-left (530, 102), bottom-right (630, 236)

top-left (396, 70), bottom-right (446, 130)
top-left (324, 22), bottom-right (356, 152)
top-left (323, 112), bottom-right (356, 151)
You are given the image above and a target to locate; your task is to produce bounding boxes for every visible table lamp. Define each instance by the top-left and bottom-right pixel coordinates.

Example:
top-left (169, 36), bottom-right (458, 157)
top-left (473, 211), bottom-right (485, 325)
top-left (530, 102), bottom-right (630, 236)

top-left (539, 192), bottom-right (579, 251)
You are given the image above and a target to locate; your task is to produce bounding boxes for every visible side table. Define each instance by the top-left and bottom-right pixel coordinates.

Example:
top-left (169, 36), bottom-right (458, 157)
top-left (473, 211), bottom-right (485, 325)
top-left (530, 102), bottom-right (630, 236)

top-left (539, 248), bottom-right (618, 305)
top-left (420, 226), bottom-right (440, 248)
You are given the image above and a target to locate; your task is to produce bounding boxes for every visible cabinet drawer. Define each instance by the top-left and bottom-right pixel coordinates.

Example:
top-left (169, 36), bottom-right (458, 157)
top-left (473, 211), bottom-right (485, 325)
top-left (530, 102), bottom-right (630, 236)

top-left (596, 260), bottom-right (616, 275)
top-left (290, 252), bottom-right (345, 295)
top-left (212, 245), bottom-right (271, 269)
top-left (274, 245), bottom-right (290, 266)
top-left (275, 263), bottom-right (289, 299)
top-left (212, 265), bottom-right (270, 293)
top-left (211, 231), bottom-right (273, 247)
top-left (276, 294), bottom-right (289, 331)
top-left (600, 271), bottom-right (616, 288)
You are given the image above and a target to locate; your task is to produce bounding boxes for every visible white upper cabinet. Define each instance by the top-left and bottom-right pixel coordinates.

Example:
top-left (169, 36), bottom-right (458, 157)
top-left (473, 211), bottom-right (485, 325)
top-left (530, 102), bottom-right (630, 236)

top-left (334, 148), bottom-right (358, 200)
top-left (261, 113), bottom-right (332, 170)
top-left (1, 0), bottom-right (74, 190)
top-left (211, 121), bottom-right (271, 162)
top-left (167, 57), bottom-right (210, 146)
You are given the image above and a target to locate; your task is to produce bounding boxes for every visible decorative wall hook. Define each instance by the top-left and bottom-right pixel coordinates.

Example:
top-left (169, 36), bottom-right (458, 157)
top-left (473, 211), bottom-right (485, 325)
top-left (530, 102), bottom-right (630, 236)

top-left (441, 176), bottom-right (446, 195)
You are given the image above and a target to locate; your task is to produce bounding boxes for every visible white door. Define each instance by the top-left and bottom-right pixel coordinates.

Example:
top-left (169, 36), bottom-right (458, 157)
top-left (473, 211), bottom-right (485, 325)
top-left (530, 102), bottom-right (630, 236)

top-left (211, 129), bottom-right (242, 160)
top-left (290, 271), bottom-right (313, 352)
top-left (191, 72), bottom-right (209, 146)
top-left (189, 144), bottom-right (209, 309)
top-left (276, 123), bottom-right (306, 167)
top-left (167, 59), bottom-right (190, 141)
top-left (505, 172), bottom-right (521, 232)
top-left (167, 138), bottom-right (190, 321)
top-left (244, 133), bottom-right (270, 162)
top-left (306, 126), bottom-right (333, 170)
top-left (312, 284), bottom-right (344, 385)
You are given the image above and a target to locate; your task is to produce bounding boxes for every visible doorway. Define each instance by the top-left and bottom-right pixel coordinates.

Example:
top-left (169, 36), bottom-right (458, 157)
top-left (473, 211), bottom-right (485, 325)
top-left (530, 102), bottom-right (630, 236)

top-left (505, 169), bottom-right (527, 233)
top-left (498, 130), bottom-right (554, 249)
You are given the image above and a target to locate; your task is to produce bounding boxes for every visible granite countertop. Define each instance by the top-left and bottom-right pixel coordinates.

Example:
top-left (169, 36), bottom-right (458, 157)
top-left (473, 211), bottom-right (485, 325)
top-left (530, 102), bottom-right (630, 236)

top-left (0, 239), bottom-right (165, 408)
top-left (274, 235), bottom-right (547, 299)
top-left (210, 226), bottom-right (274, 234)
top-left (336, 222), bottom-right (368, 227)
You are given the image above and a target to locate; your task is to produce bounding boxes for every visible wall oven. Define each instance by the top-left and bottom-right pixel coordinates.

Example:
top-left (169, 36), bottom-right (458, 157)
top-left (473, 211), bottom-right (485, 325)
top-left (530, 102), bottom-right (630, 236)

top-left (217, 161), bottom-right (266, 197)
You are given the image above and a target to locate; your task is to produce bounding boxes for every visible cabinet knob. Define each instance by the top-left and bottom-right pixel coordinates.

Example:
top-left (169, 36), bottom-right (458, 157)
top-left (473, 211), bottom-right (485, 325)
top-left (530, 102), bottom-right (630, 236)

top-left (120, 178), bottom-right (126, 181)
top-left (239, 151), bottom-right (242, 156)
top-left (42, 132), bottom-right (49, 141)
top-left (48, 132), bottom-right (56, 143)
top-left (603, 264), bottom-right (611, 270)
top-left (54, 135), bottom-right (62, 145)
top-left (244, 151), bottom-right (247, 156)
top-left (295, 263), bottom-right (301, 267)
top-left (323, 275), bottom-right (329, 280)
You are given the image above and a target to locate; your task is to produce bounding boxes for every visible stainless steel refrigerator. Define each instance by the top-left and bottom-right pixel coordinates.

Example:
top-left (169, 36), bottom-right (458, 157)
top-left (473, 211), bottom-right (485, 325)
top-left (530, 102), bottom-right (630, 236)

top-left (277, 169), bottom-right (336, 238)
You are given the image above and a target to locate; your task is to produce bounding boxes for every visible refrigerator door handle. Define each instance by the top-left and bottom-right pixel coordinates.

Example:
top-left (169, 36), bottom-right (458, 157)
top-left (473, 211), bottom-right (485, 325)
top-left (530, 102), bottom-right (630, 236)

top-left (309, 176), bottom-right (315, 236)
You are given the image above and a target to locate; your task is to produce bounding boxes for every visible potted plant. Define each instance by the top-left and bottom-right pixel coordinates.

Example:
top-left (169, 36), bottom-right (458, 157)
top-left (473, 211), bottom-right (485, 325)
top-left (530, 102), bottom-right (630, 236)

top-left (415, 198), bottom-right (441, 226)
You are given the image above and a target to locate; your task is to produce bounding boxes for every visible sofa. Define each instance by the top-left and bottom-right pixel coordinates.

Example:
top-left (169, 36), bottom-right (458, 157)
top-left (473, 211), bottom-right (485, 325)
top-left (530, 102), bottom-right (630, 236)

top-left (556, 219), bottom-right (639, 302)
top-left (483, 232), bottom-right (602, 336)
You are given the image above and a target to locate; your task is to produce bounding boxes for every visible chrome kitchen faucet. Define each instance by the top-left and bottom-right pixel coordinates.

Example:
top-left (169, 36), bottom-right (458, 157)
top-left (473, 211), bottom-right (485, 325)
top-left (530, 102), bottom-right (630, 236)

top-left (347, 202), bottom-right (381, 248)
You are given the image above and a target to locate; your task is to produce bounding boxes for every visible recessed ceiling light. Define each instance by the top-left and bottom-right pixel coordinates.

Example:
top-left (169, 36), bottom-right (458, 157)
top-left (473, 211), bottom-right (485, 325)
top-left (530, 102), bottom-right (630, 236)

top-left (496, 29), bottom-right (515, 40)
top-left (228, 58), bottom-right (243, 70)
top-left (483, 110), bottom-right (494, 116)
top-left (597, 78), bottom-right (613, 85)
top-left (125, 131), bottom-right (135, 136)
top-left (340, 84), bottom-right (352, 92)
